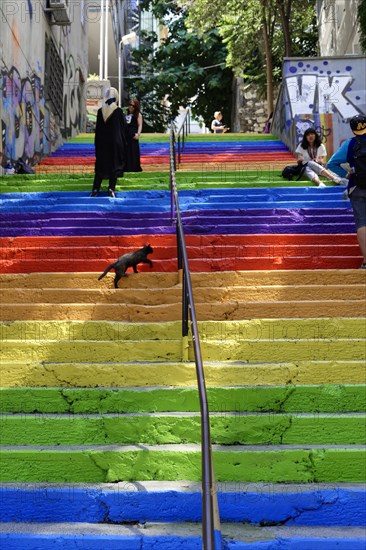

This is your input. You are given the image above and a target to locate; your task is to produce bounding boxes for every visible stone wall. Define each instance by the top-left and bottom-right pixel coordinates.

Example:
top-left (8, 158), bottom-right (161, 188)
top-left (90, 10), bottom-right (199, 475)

top-left (236, 82), bottom-right (276, 133)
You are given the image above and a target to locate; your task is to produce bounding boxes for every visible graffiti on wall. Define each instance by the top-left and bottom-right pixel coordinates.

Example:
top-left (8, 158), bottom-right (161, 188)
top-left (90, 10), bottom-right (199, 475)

top-left (1, 54), bottom-right (84, 163)
top-left (0, 65), bottom-right (53, 164)
top-left (61, 48), bottom-right (82, 139)
top-left (273, 57), bottom-right (366, 156)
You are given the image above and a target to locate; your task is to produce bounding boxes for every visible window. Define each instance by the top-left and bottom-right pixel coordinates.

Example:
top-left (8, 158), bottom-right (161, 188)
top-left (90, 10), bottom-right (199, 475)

top-left (44, 35), bottom-right (64, 118)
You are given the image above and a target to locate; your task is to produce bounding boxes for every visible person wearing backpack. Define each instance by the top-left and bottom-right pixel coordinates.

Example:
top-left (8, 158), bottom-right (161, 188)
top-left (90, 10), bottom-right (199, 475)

top-left (327, 114), bottom-right (366, 269)
top-left (295, 128), bottom-right (348, 188)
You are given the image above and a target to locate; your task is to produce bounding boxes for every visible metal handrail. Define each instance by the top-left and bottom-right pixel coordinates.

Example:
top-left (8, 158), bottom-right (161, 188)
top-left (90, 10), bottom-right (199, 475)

top-left (175, 108), bottom-right (190, 165)
top-left (169, 125), bottom-right (222, 550)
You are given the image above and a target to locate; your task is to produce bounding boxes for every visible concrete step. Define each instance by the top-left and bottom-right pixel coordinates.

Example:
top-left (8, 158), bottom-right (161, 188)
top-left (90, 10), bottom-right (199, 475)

top-left (1, 482), bottom-right (365, 526)
top-left (1, 444), bottom-right (365, 483)
top-left (2, 318), bottom-right (365, 362)
top-left (1, 413), bottom-right (364, 446)
top-left (2, 236), bottom-right (364, 271)
top-left (2, 318), bottom-right (365, 341)
top-left (1, 243), bottom-right (360, 262)
top-left (34, 162), bottom-right (169, 174)
top-left (2, 385), bottom-right (365, 414)
top-left (1, 522), bottom-right (365, 549)
top-left (2, 300), bottom-right (365, 321)
top-left (4, 284), bottom-right (365, 303)
top-left (1, 269), bottom-right (364, 289)
top-left (2, 360), bottom-right (365, 388)
top-left (0, 169), bottom-right (329, 193)
top-left (2, 255), bottom-right (363, 271)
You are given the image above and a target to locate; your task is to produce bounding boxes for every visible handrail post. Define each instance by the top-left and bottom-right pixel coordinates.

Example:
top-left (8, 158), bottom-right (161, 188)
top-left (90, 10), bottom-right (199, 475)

top-left (170, 171), bottom-right (174, 223)
top-left (173, 137), bottom-right (177, 172)
top-left (181, 271), bottom-right (189, 361)
top-left (177, 223), bottom-right (183, 285)
top-left (182, 270), bottom-right (189, 338)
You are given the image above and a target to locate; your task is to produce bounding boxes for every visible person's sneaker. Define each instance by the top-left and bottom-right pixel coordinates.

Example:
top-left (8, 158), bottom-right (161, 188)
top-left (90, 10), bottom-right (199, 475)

top-left (361, 262), bottom-right (366, 270)
top-left (108, 189), bottom-right (116, 198)
top-left (318, 182), bottom-right (327, 188)
top-left (90, 190), bottom-right (98, 197)
top-left (333, 177), bottom-right (348, 185)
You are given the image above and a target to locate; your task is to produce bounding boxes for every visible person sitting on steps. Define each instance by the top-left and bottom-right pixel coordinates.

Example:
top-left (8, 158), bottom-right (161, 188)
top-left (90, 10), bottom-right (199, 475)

top-left (295, 128), bottom-right (348, 188)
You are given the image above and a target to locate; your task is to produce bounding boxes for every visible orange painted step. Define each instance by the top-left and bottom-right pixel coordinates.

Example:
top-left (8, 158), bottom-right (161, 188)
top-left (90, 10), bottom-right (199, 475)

top-left (1, 257), bottom-right (362, 273)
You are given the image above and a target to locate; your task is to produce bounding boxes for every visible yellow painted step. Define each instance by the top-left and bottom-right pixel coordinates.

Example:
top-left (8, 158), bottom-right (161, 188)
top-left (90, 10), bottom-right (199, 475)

top-left (1, 301), bottom-right (365, 321)
top-left (2, 360), bottom-right (365, 387)
top-left (2, 319), bottom-right (365, 341)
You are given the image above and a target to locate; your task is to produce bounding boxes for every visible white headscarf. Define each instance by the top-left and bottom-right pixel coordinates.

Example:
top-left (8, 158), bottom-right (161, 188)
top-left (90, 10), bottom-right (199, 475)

top-left (101, 87), bottom-right (119, 122)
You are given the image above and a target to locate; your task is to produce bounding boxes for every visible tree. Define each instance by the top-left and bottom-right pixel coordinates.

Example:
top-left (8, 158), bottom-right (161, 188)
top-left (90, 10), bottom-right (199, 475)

top-left (127, 0), bottom-right (234, 131)
top-left (358, 0), bottom-right (366, 52)
top-left (276, 0), bottom-right (292, 57)
top-left (181, 0), bottom-right (318, 115)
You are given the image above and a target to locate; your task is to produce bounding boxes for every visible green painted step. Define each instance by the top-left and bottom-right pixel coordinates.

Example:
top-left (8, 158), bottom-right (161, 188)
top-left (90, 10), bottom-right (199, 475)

top-left (0, 170), bottom-right (321, 192)
top-left (2, 385), bottom-right (365, 413)
top-left (1, 413), bottom-right (364, 446)
top-left (69, 133), bottom-right (279, 143)
top-left (1, 445), bottom-right (364, 483)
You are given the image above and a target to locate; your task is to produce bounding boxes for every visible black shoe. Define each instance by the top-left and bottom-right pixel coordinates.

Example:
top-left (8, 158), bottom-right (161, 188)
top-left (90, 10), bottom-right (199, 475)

top-left (108, 189), bottom-right (116, 198)
top-left (90, 190), bottom-right (98, 197)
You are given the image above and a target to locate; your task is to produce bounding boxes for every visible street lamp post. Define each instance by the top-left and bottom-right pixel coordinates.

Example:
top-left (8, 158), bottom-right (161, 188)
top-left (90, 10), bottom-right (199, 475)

top-left (118, 32), bottom-right (137, 106)
top-left (99, 0), bottom-right (105, 79)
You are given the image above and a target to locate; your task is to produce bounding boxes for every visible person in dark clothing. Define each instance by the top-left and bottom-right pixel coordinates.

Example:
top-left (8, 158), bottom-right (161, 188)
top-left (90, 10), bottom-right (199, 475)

top-left (125, 98), bottom-right (143, 172)
top-left (327, 114), bottom-right (366, 269)
top-left (90, 87), bottom-right (127, 198)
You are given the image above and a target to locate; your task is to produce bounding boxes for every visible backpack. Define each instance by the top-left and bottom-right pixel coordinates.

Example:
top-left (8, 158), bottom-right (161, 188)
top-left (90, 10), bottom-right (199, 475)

top-left (15, 158), bottom-right (36, 174)
top-left (281, 163), bottom-right (307, 181)
top-left (353, 137), bottom-right (366, 189)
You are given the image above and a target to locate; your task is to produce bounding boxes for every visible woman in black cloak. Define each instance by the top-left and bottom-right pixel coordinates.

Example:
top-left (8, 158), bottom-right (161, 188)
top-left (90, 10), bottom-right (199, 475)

top-left (90, 87), bottom-right (127, 198)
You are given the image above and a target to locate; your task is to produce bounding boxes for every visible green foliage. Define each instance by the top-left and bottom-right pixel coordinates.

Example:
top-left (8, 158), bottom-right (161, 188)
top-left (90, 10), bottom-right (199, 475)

top-left (126, 1), bottom-right (234, 131)
top-left (358, 0), bottom-right (366, 53)
top-left (181, 0), bottom-right (318, 93)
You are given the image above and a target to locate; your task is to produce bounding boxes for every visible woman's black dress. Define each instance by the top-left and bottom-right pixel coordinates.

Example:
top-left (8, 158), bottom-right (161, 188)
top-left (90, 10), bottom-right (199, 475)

top-left (94, 107), bottom-right (127, 179)
top-left (125, 113), bottom-right (142, 172)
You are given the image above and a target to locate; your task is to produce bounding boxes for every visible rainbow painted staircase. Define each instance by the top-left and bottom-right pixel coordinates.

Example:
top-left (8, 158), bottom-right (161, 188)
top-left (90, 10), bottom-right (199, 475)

top-left (0, 134), bottom-right (365, 549)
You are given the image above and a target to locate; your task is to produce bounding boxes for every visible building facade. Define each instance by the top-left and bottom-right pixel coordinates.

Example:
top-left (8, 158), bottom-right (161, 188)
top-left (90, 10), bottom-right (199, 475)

top-left (316, 0), bottom-right (362, 55)
top-left (0, 0), bottom-right (89, 166)
top-left (272, 1), bottom-right (365, 155)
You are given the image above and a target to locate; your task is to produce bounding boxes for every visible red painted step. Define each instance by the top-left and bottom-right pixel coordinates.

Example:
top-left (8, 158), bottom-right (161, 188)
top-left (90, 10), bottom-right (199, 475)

top-left (1, 234), bottom-right (362, 273)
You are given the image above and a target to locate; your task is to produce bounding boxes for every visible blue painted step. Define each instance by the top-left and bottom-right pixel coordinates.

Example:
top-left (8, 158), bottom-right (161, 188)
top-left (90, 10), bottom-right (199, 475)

top-left (1, 523), bottom-right (365, 550)
top-left (1, 483), bottom-right (365, 526)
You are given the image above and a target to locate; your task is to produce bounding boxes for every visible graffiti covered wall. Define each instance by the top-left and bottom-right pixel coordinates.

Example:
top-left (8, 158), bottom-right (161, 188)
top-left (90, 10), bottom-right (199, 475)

top-left (0, 0), bottom-right (88, 165)
top-left (272, 56), bottom-right (366, 157)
